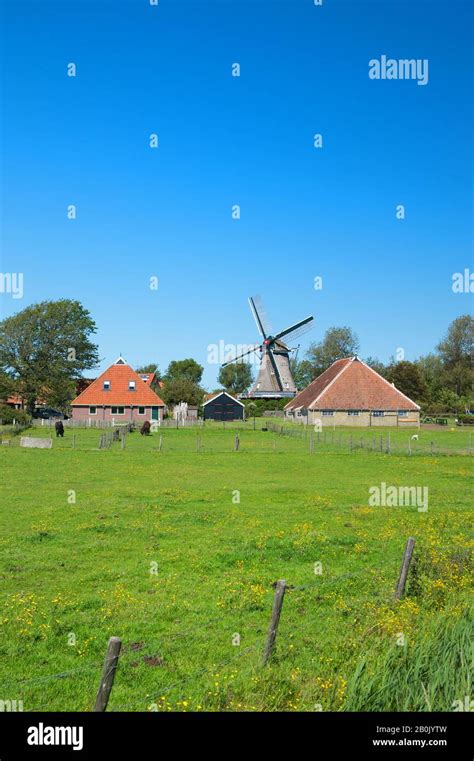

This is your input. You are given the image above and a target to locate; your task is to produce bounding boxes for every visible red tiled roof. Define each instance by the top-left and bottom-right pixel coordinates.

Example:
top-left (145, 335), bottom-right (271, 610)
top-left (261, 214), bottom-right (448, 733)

top-left (285, 357), bottom-right (419, 411)
top-left (7, 394), bottom-right (23, 405)
top-left (71, 362), bottom-right (165, 407)
top-left (137, 373), bottom-right (153, 385)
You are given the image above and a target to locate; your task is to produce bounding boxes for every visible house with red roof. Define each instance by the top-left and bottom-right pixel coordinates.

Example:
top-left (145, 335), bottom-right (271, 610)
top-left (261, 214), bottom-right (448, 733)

top-left (71, 356), bottom-right (165, 424)
top-left (284, 356), bottom-right (420, 427)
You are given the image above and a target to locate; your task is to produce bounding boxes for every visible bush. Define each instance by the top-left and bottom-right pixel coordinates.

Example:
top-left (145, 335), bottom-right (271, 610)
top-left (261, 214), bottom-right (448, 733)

top-left (456, 414), bottom-right (474, 425)
top-left (0, 406), bottom-right (31, 425)
top-left (243, 398), bottom-right (288, 416)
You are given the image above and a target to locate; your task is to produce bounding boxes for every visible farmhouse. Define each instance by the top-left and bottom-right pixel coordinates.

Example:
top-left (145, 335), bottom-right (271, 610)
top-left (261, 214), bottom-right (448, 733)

top-left (71, 356), bottom-right (165, 424)
top-left (203, 391), bottom-right (245, 421)
top-left (284, 356), bottom-right (420, 427)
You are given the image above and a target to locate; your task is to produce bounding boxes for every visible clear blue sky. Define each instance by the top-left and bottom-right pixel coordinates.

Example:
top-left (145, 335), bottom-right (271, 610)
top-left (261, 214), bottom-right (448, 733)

top-left (1, 0), bottom-right (472, 389)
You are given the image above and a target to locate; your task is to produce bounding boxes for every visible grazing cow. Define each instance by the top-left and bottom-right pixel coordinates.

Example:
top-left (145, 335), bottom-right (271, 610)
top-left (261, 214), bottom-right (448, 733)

top-left (140, 421), bottom-right (151, 436)
top-left (55, 421), bottom-right (65, 437)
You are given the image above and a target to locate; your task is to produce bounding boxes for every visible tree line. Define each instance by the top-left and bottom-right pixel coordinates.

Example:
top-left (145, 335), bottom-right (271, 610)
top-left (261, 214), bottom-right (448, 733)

top-left (290, 317), bottom-right (473, 414)
top-left (0, 300), bottom-right (471, 416)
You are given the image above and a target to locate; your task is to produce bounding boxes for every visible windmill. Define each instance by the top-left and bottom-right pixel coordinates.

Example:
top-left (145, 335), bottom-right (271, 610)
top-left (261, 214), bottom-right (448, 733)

top-left (222, 296), bottom-right (314, 398)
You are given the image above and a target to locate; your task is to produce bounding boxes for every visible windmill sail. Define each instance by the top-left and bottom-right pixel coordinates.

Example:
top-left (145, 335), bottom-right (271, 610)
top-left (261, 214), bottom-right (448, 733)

top-left (221, 297), bottom-right (314, 398)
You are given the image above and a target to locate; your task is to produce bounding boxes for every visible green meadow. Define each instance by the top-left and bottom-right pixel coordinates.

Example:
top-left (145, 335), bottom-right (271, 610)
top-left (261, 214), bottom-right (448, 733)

top-left (0, 423), bottom-right (472, 712)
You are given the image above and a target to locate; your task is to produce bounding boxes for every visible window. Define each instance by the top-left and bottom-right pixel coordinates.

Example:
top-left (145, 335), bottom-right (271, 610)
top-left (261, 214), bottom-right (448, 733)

top-left (322, 410), bottom-right (334, 416)
top-left (398, 410), bottom-right (408, 417)
top-left (140, 375), bottom-right (148, 381)
top-left (138, 407), bottom-right (145, 415)
top-left (348, 410), bottom-right (360, 416)
top-left (103, 381), bottom-right (110, 391)
top-left (129, 381), bottom-right (136, 391)
top-left (111, 407), bottom-right (124, 415)
top-left (373, 411), bottom-right (384, 417)
top-left (89, 406), bottom-right (97, 415)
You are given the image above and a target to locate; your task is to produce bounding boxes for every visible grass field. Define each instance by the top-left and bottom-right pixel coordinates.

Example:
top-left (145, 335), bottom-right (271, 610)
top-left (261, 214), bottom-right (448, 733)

top-left (0, 422), bottom-right (472, 712)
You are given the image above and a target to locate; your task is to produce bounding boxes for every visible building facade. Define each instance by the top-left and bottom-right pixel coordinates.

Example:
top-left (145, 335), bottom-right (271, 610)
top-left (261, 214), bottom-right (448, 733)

top-left (203, 391), bottom-right (245, 421)
top-left (285, 357), bottom-right (420, 427)
top-left (71, 356), bottom-right (165, 424)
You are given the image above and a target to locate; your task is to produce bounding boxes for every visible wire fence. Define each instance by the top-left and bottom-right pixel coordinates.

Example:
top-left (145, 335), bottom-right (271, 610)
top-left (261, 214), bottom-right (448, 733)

top-left (1, 538), bottom-right (455, 713)
top-left (2, 421), bottom-right (472, 456)
top-left (265, 421), bottom-right (473, 457)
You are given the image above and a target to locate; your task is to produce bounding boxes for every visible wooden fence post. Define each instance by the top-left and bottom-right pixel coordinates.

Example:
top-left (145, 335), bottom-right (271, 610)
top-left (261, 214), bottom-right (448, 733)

top-left (262, 580), bottom-right (287, 665)
top-left (72, 434), bottom-right (76, 449)
top-left (159, 435), bottom-right (163, 452)
top-left (395, 537), bottom-right (416, 600)
top-left (234, 434), bottom-right (240, 451)
top-left (94, 636), bottom-right (122, 711)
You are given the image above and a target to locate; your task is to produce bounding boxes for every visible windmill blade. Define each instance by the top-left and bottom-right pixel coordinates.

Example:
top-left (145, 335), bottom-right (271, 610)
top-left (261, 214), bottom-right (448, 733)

top-left (268, 347), bottom-right (284, 391)
top-left (272, 316), bottom-right (314, 345)
top-left (248, 296), bottom-right (270, 339)
top-left (221, 343), bottom-right (262, 367)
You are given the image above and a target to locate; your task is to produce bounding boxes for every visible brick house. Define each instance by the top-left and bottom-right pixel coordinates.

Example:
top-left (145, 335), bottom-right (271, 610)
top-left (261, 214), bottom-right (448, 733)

top-left (284, 356), bottom-right (420, 427)
top-left (71, 356), bottom-right (165, 424)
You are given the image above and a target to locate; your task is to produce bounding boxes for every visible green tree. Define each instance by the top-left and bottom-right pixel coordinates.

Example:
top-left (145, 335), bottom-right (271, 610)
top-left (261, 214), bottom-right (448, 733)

top-left (416, 354), bottom-right (444, 402)
top-left (0, 300), bottom-right (99, 414)
top-left (306, 327), bottom-right (360, 376)
top-left (135, 363), bottom-right (161, 379)
top-left (386, 361), bottom-right (427, 403)
top-left (0, 370), bottom-right (15, 402)
top-left (165, 358), bottom-right (203, 384)
top-left (218, 363), bottom-right (253, 394)
top-left (364, 356), bottom-right (388, 378)
top-left (289, 358), bottom-right (314, 389)
top-left (160, 378), bottom-right (204, 407)
top-left (437, 315), bottom-right (474, 397)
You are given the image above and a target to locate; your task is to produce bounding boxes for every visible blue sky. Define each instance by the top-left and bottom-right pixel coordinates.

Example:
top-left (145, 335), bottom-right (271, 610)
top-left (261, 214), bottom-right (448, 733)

top-left (1, 0), bottom-right (472, 388)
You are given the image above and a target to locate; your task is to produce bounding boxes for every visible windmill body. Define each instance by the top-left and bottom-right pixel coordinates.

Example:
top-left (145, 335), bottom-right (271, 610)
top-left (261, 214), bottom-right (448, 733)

top-left (222, 297), bottom-right (314, 399)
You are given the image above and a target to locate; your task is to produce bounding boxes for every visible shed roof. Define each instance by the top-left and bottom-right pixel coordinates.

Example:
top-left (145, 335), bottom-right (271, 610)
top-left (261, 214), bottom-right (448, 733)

top-left (202, 391), bottom-right (245, 407)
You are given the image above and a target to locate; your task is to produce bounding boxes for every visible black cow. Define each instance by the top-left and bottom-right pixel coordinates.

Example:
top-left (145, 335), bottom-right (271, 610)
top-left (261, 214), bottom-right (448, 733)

top-left (140, 421), bottom-right (151, 436)
top-left (55, 421), bottom-right (65, 437)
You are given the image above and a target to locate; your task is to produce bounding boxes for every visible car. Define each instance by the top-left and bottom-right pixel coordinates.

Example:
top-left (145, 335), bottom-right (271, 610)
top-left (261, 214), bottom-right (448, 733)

top-left (33, 408), bottom-right (69, 420)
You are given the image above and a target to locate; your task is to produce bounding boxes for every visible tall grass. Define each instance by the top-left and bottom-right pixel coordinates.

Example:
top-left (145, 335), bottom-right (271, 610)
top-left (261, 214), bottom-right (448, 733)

top-left (343, 609), bottom-right (472, 711)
